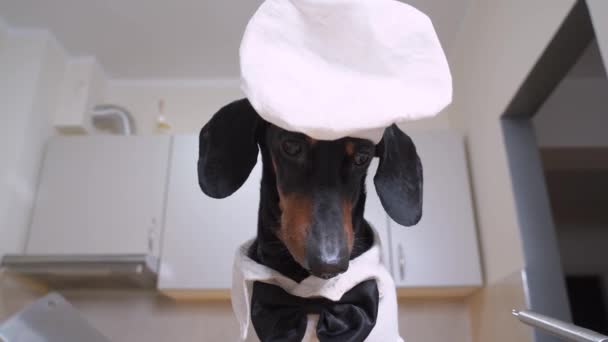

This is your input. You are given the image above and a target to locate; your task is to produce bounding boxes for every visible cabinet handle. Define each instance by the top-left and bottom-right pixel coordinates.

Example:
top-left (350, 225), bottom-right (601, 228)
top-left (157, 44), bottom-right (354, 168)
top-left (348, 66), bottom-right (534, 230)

top-left (148, 218), bottom-right (157, 254)
top-left (148, 231), bottom-right (154, 253)
top-left (397, 244), bottom-right (405, 280)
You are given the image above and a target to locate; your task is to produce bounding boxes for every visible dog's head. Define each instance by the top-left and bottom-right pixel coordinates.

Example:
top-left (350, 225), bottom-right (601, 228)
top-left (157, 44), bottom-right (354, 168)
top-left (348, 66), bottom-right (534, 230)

top-left (198, 99), bottom-right (422, 279)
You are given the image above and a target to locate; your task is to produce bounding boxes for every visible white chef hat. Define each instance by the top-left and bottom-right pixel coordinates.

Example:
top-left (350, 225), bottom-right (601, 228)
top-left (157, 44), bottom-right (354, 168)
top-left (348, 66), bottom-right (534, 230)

top-left (240, 0), bottom-right (452, 144)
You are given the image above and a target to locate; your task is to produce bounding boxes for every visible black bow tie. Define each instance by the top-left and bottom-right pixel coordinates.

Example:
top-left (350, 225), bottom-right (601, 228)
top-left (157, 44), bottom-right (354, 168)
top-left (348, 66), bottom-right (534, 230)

top-left (250, 279), bottom-right (379, 342)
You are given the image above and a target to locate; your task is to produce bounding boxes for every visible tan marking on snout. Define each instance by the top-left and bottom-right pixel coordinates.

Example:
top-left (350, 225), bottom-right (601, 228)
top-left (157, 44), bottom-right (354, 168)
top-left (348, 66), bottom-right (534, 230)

top-left (306, 137), bottom-right (318, 146)
top-left (271, 157), bottom-right (277, 174)
top-left (342, 200), bottom-right (354, 252)
top-left (276, 191), bottom-right (312, 265)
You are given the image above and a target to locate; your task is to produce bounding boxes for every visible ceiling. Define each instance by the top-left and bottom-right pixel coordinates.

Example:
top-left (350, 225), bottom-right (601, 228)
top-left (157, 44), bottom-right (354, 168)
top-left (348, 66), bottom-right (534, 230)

top-left (0, 0), bottom-right (469, 79)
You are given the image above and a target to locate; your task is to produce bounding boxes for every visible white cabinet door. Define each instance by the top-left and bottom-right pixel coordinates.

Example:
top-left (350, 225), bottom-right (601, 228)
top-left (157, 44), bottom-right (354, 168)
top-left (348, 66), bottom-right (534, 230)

top-left (364, 159), bottom-right (392, 270)
top-left (159, 135), bottom-right (260, 291)
top-left (388, 131), bottom-right (482, 287)
top-left (27, 136), bottom-right (171, 258)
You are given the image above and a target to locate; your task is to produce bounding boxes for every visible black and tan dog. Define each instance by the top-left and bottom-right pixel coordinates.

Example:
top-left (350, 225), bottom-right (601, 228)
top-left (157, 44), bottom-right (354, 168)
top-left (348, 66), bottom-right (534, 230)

top-left (198, 98), bottom-right (422, 282)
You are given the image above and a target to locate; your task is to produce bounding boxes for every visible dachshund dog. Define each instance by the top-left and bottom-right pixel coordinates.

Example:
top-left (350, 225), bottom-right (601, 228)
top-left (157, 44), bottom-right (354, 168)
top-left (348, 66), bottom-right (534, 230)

top-left (198, 98), bottom-right (422, 282)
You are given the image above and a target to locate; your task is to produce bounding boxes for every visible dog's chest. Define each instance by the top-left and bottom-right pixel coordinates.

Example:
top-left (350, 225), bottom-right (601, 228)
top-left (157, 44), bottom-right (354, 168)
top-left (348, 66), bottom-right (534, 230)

top-left (233, 238), bottom-right (403, 342)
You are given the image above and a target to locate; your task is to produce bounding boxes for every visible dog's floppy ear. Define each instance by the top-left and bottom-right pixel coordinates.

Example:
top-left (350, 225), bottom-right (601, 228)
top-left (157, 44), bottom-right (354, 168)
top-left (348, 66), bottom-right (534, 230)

top-left (374, 125), bottom-right (423, 226)
top-left (198, 98), bottom-right (261, 198)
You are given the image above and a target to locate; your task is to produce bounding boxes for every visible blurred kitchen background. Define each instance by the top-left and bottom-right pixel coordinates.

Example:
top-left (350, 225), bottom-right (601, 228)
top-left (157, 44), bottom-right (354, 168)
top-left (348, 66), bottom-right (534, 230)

top-left (0, 0), bottom-right (607, 341)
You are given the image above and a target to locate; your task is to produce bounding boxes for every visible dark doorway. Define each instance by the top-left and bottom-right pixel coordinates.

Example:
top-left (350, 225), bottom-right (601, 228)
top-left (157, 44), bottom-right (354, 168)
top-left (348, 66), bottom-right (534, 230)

top-left (566, 275), bottom-right (608, 334)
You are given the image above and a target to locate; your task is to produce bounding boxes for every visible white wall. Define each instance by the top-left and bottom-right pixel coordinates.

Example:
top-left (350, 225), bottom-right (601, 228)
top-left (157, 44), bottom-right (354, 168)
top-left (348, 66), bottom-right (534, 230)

top-left (534, 41), bottom-right (608, 148)
top-left (534, 78), bottom-right (608, 147)
top-left (103, 80), bottom-right (244, 135)
top-left (449, 0), bottom-right (576, 284)
top-left (54, 57), bottom-right (107, 134)
top-left (0, 28), bottom-right (68, 258)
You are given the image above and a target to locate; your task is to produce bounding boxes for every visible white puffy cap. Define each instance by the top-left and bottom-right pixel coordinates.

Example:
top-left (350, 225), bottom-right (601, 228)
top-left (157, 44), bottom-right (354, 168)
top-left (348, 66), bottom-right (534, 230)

top-left (240, 0), bottom-right (452, 143)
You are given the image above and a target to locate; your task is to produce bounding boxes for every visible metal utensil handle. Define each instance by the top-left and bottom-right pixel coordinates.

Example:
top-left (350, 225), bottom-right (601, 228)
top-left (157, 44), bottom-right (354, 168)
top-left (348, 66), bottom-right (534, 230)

top-left (513, 310), bottom-right (608, 342)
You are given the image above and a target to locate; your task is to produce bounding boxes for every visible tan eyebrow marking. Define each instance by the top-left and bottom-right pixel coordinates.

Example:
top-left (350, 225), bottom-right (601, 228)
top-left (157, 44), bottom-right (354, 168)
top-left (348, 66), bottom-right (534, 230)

top-left (345, 142), bottom-right (355, 156)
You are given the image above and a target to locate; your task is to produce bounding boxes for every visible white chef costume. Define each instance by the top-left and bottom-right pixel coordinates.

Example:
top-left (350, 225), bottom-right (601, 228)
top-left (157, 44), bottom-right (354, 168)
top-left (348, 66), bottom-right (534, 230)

top-left (232, 230), bottom-right (402, 342)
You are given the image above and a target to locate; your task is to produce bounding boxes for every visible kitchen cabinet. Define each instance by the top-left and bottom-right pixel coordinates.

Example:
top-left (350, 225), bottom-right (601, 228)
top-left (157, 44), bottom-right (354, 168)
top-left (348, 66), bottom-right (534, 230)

top-left (23, 131), bottom-right (480, 295)
top-left (388, 131), bottom-right (482, 294)
top-left (26, 136), bottom-right (171, 259)
top-left (364, 159), bottom-right (392, 270)
top-left (158, 135), bottom-right (261, 297)
top-left (159, 131), bottom-right (482, 299)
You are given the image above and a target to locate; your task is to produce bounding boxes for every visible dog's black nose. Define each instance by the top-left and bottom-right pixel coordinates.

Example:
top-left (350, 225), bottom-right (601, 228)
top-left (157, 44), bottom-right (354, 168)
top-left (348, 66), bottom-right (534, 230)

top-left (307, 254), bottom-right (349, 279)
top-left (306, 190), bottom-right (350, 279)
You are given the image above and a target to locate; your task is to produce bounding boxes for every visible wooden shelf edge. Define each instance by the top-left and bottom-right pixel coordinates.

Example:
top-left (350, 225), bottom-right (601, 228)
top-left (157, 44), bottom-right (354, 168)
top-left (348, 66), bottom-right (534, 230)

top-left (160, 286), bottom-right (482, 302)
top-left (160, 289), bottom-right (232, 301)
top-left (1, 271), bottom-right (49, 294)
top-left (396, 286), bottom-right (481, 299)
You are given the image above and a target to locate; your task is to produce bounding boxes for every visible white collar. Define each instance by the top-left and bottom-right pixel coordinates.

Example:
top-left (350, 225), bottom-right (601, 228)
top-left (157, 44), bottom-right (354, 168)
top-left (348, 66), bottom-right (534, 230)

top-left (231, 231), bottom-right (387, 340)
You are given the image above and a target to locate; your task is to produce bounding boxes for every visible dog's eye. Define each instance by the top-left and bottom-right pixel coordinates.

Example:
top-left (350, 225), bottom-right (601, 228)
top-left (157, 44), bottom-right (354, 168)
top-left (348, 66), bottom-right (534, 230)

top-left (282, 140), bottom-right (303, 157)
top-left (353, 152), bottom-right (371, 166)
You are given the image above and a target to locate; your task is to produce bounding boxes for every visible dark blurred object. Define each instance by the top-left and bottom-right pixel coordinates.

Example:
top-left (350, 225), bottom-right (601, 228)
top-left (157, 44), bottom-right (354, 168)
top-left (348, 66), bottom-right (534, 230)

top-left (567, 275), bottom-right (608, 335)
